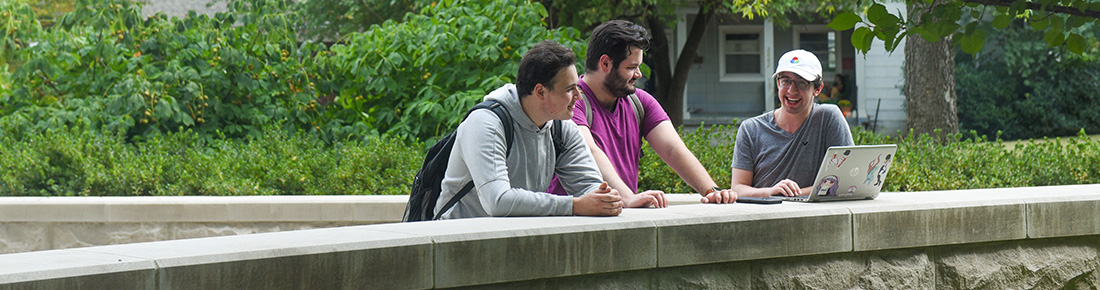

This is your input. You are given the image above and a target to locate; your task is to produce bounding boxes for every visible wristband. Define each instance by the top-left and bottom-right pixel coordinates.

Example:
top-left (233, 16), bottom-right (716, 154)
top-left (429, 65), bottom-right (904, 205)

top-left (704, 186), bottom-right (721, 196)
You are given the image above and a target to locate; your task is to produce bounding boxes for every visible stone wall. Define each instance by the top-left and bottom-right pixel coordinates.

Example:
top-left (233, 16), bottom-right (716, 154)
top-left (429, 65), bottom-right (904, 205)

top-left (2, 184), bottom-right (1100, 289)
top-left (0, 195), bottom-right (409, 254)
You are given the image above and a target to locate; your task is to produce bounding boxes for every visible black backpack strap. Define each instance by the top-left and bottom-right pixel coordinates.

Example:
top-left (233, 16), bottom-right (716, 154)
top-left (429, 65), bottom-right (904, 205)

top-left (434, 100), bottom-right (514, 220)
top-left (552, 119), bottom-right (565, 158)
top-left (434, 181), bottom-right (474, 220)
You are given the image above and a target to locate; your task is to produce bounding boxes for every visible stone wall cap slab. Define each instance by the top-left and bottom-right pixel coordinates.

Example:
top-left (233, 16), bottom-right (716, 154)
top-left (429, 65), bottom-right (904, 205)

top-left (74, 226), bottom-right (431, 267)
top-left (0, 250), bottom-right (154, 284)
top-left (1, 195), bottom-right (409, 223)
top-left (846, 185), bottom-right (1100, 214)
top-left (624, 203), bottom-right (852, 226)
top-left (368, 216), bottom-right (656, 243)
top-left (647, 203), bottom-right (853, 266)
top-left (0, 198), bottom-right (108, 222)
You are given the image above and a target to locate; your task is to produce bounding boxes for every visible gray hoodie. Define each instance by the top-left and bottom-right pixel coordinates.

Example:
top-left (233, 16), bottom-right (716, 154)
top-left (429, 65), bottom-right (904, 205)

top-left (436, 84), bottom-right (603, 219)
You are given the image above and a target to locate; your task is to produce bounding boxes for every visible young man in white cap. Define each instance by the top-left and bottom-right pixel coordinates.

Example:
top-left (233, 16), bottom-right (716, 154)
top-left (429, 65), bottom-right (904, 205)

top-left (728, 49), bottom-right (855, 197)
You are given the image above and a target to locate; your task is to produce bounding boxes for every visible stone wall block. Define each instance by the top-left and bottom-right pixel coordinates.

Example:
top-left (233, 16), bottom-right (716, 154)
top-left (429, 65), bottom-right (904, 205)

top-left (750, 250), bottom-right (933, 290)
top-left (0, 223), bottom-right (50, 254)
top-left (653, 205), bottom-right (852, 267)
top-left (935, 238), bottom-right (1100, 289)
top-left (50, 223), bottom-right (169, 250)
top-left (1028, 197), bottom-right (1100, 238)
top-left (654, 262), bottom-right (751, 290)
top-left (853, 204), bottom-right (1026, 251)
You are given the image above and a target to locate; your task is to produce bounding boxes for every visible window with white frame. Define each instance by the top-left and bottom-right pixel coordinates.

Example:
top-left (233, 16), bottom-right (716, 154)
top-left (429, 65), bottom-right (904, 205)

top-left (793, 25), bottom-right (839, 76)
top-left (718, 26), bottom-right (764, 82)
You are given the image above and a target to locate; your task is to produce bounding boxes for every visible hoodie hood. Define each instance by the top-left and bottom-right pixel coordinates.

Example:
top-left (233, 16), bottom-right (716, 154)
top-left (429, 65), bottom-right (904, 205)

top-left (483, 83), bottom-right (544, 133)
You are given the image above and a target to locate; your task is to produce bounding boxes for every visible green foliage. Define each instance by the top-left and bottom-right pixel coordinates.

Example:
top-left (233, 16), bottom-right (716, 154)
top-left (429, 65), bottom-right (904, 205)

top-left (292, 0), bottom-right (431, 42)
top-left (831, 0), bottom-right (1100, 56)
top-left (956, 20), bottom-right (1100, 140)
top-left (317, 0), bottom-right (585, 142)
top-left (638, 123), bottom-right (737, 193)
top-left (886, 129), bottom-right (1100, 191)
top-left (3, 122), bottom-right (1098, 196)
top-left (1, 0), bottom-right (364, 142)
top-left (0, 124), bottom-right (420, 196)
top-left (1, 0), bottom-right (581, 143)
top-left (637, 125), bottom-right (1100, 194)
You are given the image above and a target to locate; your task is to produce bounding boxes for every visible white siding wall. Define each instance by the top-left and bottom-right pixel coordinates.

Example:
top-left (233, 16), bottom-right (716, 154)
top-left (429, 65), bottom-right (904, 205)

top-left (855, 2), bottom-right (907, 135)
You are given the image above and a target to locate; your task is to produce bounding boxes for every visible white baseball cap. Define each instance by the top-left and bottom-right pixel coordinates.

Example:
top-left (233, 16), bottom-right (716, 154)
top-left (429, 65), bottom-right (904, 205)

top-left (772, 49), bottom-right (822, 81)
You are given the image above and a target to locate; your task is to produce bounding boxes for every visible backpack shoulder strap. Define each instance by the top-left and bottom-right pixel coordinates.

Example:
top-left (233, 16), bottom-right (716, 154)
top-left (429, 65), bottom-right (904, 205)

top-left (628, 93), bottom-right (645, 129)
top-left (583, 91), bottom-right (645, 131)
top-left (486, 100), bottom-right (514, 154)
top-left (580, 91), bottom-right (594, 125)
top-left (552, 119), bottom-right (565, 159)
top-left (433, 100), bottom-right (514, 220)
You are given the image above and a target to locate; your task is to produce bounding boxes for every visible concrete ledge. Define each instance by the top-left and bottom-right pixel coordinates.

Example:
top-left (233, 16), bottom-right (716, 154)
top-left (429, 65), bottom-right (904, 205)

top-left (370, 217), bottom-right (657, 288)
top-left (0, 195), bottom-right (409, 223)
top-left (0, 250), bottom-right (155, 289)
top-left (640, 203), bottom-right (852, 267)
top-left (3, 184), bottom-right (1100, 288)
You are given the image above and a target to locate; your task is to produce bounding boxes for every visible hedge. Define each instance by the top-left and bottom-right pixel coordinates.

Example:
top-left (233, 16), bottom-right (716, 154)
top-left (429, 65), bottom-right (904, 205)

top-left (3, 124), bottom-right (1097, 196)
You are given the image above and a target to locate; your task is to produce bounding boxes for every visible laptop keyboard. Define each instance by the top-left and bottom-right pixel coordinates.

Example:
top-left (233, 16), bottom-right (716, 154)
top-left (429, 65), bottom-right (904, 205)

top-left (780, 195), bottom-right (810, 202)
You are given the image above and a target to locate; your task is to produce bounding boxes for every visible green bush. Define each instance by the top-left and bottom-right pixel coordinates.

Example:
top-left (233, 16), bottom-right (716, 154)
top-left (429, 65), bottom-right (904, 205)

top-left (638, 125), bottom-right (1100, 194)
top-left (0, 124), bottom-right (420, 196)
top-left (2, 123), bottom-right (1098, 196)
top-left (317, 0), bottom-right (585, 143)
top-left (0, 0), bottom-right (584, 143)
top-left (2, 0), bottom-right (357, 141)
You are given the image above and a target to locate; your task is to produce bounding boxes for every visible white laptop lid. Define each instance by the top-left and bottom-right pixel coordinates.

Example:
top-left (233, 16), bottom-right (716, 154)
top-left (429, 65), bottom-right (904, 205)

top-left (805, 144), bottom-right (898, 201)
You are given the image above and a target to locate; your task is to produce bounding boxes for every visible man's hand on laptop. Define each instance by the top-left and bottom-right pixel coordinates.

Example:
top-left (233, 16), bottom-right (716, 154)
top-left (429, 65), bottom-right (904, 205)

top-left (771, 179), bottom-right (802, 197)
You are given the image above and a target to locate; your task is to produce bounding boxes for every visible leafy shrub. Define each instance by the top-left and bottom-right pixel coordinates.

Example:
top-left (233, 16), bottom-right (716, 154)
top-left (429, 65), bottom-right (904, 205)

top-left (638, 125), bottom-right (1100, 194)
top-left (1, 0), bottom-right (583, 144)
top-left (638, 123), bottom-right (736, 193)
top-left (2, 0), bottom-right (358, 141)
top-left (0, 124), bottom-right (420, 196)
top-left (316, 0), bottom-right (585, 143)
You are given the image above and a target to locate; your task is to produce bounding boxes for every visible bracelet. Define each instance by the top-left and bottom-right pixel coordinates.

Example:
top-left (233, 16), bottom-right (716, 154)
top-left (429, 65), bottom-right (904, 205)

top-left (704, 186), bottom-right (721, 195)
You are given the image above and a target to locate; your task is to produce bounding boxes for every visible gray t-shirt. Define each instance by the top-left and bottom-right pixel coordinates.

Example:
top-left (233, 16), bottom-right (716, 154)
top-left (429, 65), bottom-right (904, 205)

top-left (731, 103), bottom-right (854, 188)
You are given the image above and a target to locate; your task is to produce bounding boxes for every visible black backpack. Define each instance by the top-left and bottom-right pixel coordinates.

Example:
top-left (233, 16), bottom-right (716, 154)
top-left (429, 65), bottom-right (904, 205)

top-left (403, 100), bottom-right (565, 222)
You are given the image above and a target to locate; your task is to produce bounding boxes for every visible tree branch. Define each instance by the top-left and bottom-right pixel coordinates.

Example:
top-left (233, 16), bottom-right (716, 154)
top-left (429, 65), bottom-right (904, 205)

top-left (964, 0), bottom-right (1100, 18)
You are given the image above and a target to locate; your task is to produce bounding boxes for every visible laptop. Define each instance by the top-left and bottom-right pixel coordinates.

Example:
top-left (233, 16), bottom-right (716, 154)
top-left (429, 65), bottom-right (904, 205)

top-left (779, 144), bottom-right (898, 202)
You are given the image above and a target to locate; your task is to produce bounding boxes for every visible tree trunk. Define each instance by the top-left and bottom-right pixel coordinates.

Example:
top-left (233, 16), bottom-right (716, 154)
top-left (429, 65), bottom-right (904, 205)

top-left (651, 5), bottom-right (713, 127)
top-left (905, 1), bottom-right (958, 137)
top-left (646, 13), bottom-right (673, 118)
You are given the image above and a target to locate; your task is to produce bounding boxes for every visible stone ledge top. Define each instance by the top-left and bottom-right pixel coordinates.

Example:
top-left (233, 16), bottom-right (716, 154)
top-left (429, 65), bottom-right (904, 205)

top-left (0, 195), bottom-right (409, 223)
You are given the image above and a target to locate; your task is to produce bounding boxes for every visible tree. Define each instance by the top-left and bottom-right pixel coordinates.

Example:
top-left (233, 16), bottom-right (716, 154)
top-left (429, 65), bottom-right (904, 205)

top-left (828, 0), bottom-right (1100, 136)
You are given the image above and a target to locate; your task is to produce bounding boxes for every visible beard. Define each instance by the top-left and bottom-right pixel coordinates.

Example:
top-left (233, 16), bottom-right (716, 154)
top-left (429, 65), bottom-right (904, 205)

top-left (603, 69), bottom-right (638, 99)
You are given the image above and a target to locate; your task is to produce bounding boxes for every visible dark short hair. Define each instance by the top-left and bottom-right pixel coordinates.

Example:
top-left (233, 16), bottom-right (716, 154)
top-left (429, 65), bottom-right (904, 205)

top-left (585, 20), bottom-right (650, 72)
top-left (516, 40), bottom-right (576, 97)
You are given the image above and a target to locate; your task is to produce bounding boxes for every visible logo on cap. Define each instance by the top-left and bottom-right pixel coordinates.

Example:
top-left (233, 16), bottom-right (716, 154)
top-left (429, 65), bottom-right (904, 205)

top-left (791, 57), bottom-right (800, 64)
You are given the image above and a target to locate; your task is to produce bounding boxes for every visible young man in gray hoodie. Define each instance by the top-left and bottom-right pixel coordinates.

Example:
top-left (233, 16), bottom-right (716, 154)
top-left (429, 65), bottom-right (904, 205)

top-left (435, 40), bottom-right (623, 219)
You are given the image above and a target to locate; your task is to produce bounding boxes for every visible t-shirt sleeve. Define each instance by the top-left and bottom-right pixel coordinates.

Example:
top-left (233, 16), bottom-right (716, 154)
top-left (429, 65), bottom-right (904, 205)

top-left (822, 105), bottom-right (855, 147)
top-left (637, 90), bottom-right (671, 137)
top-left (731, 120), bottom-right (756, 171)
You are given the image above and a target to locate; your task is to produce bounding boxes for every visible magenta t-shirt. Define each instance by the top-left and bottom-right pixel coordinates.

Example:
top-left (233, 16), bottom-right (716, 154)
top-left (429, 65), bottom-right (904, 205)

top-left (547, 78), bottom-right (670, 195)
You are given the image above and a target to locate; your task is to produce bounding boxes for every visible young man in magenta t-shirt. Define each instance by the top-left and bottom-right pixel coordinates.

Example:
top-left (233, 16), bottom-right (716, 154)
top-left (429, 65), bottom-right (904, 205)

top-left (547, 20), bottom-right (736, 206)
